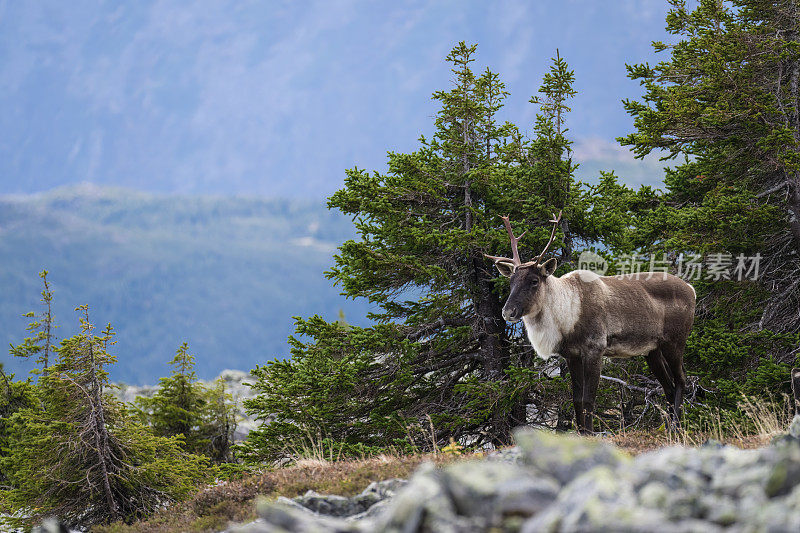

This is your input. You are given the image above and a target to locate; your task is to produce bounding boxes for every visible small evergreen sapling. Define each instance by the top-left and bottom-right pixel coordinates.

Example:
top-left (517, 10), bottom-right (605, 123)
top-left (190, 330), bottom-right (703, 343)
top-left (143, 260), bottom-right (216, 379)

top-left (135, 342), bottom-right (237, 463)
top-left (9, 270), bottom-right (56, 372)
top-left (2, 305), bottom-right (209, 529)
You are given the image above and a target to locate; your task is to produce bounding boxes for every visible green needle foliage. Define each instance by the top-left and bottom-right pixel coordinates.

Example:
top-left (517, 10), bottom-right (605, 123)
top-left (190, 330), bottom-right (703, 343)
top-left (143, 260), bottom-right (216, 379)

top-left (9, 270), bottom-right (56, 372)
top-left (135, 343), bottom-right (237, 464)
top-left (619, 0), bottom-right (800, 418)
top-left (0, 365), bottom-right (37, 489)
top-left (621, 0), bottom-right (800, 333)
top-left (1, 302), bottom-right (209, 529)
top-left (136, 343), bottom-right (205, 449)
top-left (2, 272), bottom-right (53, 490)
top-left (242, 43), bottom-right (641, 462)
top-left (200, 377), bottom-right (238, 464)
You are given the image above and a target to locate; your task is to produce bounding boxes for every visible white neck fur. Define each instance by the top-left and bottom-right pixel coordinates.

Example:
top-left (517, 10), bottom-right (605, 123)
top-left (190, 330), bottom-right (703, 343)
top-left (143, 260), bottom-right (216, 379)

top-left (521, 274), bottom-right (581, 360)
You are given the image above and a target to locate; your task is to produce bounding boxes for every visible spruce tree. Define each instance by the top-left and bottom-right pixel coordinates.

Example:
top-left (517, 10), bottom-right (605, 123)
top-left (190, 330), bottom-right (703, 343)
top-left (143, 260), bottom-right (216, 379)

top-left (2, 271), bottom-right (55, 491)
top-left (9, 270), bottom-right (56, 371)
top-left (619, 0), bottom-right (800, 410)
top-left (135, 343), bottom-right (236, 463)
top-left (242, 44), bottom-right (638, 460)
top-left (199, 377), bottom-right (237, 464)
top-left (0, 366), bottom-right (36, 490)
top-left (136, 343), bottom-right (204, 445)
top-left (2, 306), bottom-right (209, 529)
top-left (621, 0), bottom-right (800, 333)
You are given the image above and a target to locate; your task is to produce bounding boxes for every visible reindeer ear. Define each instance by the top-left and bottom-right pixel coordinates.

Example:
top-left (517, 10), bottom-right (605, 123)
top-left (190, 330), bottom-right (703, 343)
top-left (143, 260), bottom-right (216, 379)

top-left (494, 260), bottom-right (516, 278)
top-left (539, 258), bottom-right (558, 277)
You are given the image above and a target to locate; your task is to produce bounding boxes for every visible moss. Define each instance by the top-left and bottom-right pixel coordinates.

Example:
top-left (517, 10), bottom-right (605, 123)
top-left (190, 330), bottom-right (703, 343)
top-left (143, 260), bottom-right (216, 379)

top-left (764, 461), bottom-right (788, 497)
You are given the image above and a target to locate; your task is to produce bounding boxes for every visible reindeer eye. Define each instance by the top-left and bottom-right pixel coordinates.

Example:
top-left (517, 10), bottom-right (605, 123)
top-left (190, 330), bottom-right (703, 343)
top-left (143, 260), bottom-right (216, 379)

top-left (531, 277), bottom-right (539, 286)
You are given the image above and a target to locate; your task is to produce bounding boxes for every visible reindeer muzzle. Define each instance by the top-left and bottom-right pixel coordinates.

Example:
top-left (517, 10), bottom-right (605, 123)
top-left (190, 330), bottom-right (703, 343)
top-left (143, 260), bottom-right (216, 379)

top-left (502, 306), bottom-right (522, 323)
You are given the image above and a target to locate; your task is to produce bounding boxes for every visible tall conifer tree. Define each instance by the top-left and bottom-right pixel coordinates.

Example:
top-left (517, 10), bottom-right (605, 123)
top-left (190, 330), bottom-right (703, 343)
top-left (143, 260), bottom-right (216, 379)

top-left (621, 0), bottom-right (800, 333)
top-left (242, 44), bottom-right (638, 460)
top-left (619, 0), bottom-right (800, 410)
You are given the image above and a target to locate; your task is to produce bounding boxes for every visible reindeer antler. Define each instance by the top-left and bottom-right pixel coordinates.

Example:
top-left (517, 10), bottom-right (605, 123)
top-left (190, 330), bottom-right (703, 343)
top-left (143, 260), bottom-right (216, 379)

top-left (485, 211), bottom-right (563, 268)
top-left (531, 210), bottom-right (562, 265)
top-left (484, 215), bottom-right (527, 266)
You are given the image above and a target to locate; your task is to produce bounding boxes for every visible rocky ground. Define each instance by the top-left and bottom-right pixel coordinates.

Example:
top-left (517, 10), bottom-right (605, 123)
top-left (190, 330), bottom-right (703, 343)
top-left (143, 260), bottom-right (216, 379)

top-left (228, 417), bottom-right (800, 533)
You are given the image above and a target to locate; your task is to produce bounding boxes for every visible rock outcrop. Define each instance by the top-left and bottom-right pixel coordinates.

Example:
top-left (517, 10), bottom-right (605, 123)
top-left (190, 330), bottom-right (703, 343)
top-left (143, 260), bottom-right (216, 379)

top-left (231, 418), bottom-right (800, 532)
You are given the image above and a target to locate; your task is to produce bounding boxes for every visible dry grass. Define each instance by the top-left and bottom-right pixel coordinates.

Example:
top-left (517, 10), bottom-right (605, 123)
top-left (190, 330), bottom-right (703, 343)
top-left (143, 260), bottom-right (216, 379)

top-left (608, 395), bottom-right (794, 455)
top-left (607, 429), bottom-right (770, 455)
top-left (94, 396), bottom-right (794, 532)
top-left (93, 453), bottom-right (465, 533)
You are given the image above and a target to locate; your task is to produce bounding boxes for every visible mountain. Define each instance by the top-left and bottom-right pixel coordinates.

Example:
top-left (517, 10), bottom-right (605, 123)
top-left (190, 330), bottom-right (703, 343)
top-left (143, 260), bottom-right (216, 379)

top-left (0, 2), bottom-right (671, 198)
top-left (0, 185), bottom-right (372, 384)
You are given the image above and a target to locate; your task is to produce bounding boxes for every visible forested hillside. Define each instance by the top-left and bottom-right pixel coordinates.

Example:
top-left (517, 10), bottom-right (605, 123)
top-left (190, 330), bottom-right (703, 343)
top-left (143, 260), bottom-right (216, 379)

top-left (0, 185), bottom-right (370, 383)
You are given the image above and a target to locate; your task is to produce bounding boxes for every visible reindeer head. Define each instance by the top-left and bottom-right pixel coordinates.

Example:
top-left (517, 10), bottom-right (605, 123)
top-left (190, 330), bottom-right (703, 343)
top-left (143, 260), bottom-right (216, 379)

top-left (485, 211), bottom-right (561, 322)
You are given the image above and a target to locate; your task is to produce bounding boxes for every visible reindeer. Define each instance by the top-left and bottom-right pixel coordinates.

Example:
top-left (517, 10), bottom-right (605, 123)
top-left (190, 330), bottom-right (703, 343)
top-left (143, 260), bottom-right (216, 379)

top-left (486, 213), bottom-right (696, 434)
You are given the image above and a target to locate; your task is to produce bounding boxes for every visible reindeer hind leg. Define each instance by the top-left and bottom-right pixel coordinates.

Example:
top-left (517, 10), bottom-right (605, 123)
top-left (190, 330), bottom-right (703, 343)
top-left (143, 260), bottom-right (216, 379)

top-left (645, 348), bottom-right (678, 428)
top-left (658, 343), bottom-right (687, 429)
top-left (581, 352), bottom-right (602, 435)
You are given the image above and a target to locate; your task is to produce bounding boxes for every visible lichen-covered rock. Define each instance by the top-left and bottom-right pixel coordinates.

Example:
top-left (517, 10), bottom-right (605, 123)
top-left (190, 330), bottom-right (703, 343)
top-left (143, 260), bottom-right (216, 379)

top-left (788, 414), bottom-right (800, 439)
top-left (31, 518), bottom-right (69, 533)
top-left (518, 429), bottom-right (800, 533)
top-left (436, 459), bottom-right (559, 529)
top-left (290, 479), bottom-right (407, 517)
top-left (493, 476), bottom-right (560, 518)
top-left (514, 427), bottom-right (631, 485)
top-left (244, 498), bottom-right (358, 533)
top-left (486, 446), bottom-right (523, 464)
top-left (226, 479), bottom-right (406, 532)
top-left (520, 465), bottom-right (674, 533)
top-left (371, 462), bottom-right (474, 533)
top-left (441, 461), bottom-right (525, 516)
top-left (231, 423), bottom-right (800, 533)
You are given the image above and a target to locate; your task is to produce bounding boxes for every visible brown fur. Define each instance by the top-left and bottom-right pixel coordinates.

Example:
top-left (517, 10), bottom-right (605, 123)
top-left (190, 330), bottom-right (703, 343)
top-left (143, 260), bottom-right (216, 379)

top-left (501, 267), bottom-right (695, 434)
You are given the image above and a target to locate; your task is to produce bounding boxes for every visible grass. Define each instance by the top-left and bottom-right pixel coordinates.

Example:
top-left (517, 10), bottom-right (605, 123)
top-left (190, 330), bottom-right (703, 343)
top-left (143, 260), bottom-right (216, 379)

top-left (95, 396), bottom-right (795, 532)
top-left (608, 394), bottom-right (795, 454)
top-left (607, 428), bottom-right (770, 454)
top-left (93, 453), bottom-right (465, 533)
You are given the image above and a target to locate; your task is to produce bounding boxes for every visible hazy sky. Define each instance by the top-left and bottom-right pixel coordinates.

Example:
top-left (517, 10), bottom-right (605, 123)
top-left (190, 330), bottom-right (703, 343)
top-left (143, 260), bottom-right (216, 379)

top-left (0, 1), bottom-right (673, 198)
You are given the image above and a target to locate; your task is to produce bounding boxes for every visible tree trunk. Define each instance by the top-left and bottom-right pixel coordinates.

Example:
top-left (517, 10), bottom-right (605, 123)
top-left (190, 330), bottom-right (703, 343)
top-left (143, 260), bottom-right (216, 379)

top-left (87, 338), bottom-right (118, 520)
top-left (470, 255), bottom-right (521, 443)
top-left (788, 181), bottom-right (800, 248)
top-left (787, 27), bottom-right (800, 248)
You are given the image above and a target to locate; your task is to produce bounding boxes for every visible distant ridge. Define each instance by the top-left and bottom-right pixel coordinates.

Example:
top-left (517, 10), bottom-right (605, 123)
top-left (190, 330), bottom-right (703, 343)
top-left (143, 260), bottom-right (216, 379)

top-left (0, 185), bottom-right (371, 384)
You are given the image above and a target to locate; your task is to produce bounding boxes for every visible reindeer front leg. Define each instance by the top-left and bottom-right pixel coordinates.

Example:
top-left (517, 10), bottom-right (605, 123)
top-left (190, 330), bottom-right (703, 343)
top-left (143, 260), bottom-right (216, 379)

top-left (566, 351), bottom-right (602, 434)
top-left (566, 355), bottom-right (588, 434)
top-left (581, 351), bottom-right (602, 434)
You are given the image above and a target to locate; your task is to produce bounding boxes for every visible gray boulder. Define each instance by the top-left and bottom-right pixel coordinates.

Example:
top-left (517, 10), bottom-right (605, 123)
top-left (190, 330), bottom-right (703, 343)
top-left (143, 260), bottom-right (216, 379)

top-left (233, 423), bottom-right (800, 533)
top-left (291, 479), bottom-right (407, 518)
top-left (514, 428), bottom-right (631, 485)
